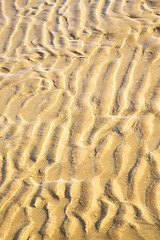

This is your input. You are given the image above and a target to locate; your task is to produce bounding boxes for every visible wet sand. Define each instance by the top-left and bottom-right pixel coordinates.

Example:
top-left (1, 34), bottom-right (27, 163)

top-left (0, 0), bottom-right (160, 239)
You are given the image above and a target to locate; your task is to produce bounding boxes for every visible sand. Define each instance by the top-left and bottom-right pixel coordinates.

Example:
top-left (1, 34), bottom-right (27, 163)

top-left (0, 0), bottom-right (160, 239)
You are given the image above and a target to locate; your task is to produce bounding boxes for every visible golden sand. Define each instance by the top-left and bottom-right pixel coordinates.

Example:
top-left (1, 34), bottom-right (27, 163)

top-left (0, 0), bottom-right (160, 239)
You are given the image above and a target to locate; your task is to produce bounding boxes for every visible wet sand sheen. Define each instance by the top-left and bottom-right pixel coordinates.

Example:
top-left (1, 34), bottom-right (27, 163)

top-left (0, 0), bottom-right (160, 239)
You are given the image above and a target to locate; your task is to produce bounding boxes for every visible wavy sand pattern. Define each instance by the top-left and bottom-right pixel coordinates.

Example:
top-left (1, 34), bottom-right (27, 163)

top-left (0, 0), bottom-right (160, 239)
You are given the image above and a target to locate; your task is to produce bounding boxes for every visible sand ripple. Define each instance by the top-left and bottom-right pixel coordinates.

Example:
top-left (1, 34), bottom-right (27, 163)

top-left (0, 0), bottom-right (160, 239)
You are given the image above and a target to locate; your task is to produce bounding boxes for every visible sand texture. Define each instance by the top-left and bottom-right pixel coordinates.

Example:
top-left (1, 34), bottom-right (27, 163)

top-left (0, 0), bottom-right (160, 239)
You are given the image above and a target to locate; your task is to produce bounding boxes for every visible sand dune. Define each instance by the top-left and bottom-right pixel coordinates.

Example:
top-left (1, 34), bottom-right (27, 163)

top-left (0, 0), bottom-right (160, 239)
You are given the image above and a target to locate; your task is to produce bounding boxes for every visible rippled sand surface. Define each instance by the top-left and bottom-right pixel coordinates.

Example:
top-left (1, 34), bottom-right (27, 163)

top-left (0, 0), bottom-right (160, 239)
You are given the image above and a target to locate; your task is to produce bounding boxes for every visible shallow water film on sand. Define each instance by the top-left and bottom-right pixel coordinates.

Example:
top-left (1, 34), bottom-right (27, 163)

top-left (0, 0), bottom-right (160, 239)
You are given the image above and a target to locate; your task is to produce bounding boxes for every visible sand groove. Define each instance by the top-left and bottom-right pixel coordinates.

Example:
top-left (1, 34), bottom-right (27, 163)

top-left (0, 0), bottom-right (160, 239)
